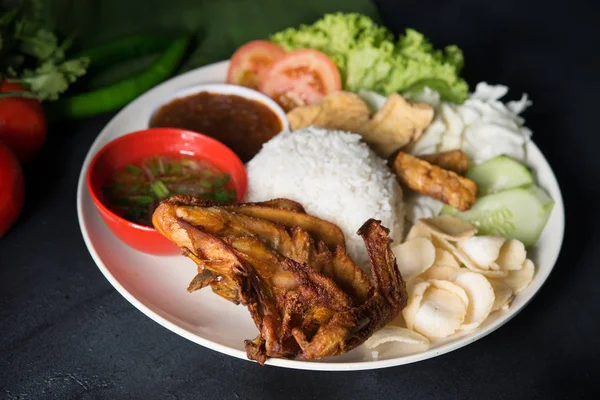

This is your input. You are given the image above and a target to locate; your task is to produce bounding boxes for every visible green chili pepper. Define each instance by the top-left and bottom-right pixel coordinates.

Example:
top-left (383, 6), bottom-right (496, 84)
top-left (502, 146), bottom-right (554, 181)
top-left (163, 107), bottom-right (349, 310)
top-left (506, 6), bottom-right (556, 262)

top-left (48, 35), bottom-right (190, 120)
top-left (73, 35), bottom-right (172, 73)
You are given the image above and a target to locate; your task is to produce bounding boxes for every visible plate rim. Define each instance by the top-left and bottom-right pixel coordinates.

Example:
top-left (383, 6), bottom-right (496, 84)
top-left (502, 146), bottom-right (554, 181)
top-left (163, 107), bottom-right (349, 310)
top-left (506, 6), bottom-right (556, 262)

top-left (76, 60), bottom-right (565, 371)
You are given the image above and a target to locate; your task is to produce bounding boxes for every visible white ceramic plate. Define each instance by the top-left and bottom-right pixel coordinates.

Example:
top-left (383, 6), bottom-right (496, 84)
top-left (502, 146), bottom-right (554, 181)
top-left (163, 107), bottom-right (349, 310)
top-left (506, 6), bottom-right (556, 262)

top-left (77, 61), bottom-right (565, 371)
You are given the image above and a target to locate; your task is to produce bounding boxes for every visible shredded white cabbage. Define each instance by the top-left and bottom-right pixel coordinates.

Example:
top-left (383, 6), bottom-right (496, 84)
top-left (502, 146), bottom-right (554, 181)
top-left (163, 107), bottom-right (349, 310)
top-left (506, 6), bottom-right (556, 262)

top-left (411, 82), bottom-right (532, 165)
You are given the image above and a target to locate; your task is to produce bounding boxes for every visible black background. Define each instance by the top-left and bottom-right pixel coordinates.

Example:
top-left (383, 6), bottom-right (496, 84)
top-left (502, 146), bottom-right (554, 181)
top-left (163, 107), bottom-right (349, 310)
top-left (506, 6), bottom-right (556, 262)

top-left (1, 0), bottom-right (599, 398)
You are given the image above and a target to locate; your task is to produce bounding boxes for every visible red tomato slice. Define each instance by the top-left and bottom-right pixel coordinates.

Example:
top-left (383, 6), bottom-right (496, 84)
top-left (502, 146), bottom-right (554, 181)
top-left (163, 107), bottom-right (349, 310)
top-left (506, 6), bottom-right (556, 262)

top-left (258, 49), bottom-right (342, 110)
top-left (226, 40), bottom-right (286, 89)
top-left (0, 141), bottom-right (24, 238)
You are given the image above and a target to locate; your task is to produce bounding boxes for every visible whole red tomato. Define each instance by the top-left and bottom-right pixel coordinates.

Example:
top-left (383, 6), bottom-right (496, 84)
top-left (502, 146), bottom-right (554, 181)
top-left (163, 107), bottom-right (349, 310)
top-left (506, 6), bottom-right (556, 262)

top-left (0, 141), bottom-right (25, 237)
top-left (0, 81), bottom-right (47, 163)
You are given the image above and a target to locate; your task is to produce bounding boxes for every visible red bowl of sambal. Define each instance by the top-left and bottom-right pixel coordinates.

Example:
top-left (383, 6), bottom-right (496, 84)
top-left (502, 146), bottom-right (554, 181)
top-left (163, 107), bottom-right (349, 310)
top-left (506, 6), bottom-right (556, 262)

top-left (87, 128), bottom-right (247, 255)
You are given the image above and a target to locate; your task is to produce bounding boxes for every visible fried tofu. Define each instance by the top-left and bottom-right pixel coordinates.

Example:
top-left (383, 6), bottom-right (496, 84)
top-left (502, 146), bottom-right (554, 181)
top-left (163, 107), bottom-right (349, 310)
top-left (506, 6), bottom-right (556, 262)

top-left (286, 91), bottom-right (434, 158)
top-left (360, 93), bottom-right (434, 158)
top-left (287, 91), bottom-right (371, 133)
top-left (392, 152), bottom-right (478, 211)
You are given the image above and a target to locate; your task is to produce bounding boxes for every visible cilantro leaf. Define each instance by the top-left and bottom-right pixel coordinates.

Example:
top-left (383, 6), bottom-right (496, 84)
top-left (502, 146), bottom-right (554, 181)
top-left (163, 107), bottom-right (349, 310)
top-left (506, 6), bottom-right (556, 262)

top-left (0, 0), bottom-right (88, 100)
top-left (14, 23), bottom-right (58, 60)
top-left (17, 57), bottom-right (89, 100)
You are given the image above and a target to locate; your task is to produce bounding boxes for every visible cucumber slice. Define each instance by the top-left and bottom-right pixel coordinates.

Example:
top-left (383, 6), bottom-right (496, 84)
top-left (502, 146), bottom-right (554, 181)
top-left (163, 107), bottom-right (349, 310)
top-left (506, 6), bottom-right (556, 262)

top-left (466, 156), bottom-right (534, 196)
top-left (440, 185), bottom-right (554, 247)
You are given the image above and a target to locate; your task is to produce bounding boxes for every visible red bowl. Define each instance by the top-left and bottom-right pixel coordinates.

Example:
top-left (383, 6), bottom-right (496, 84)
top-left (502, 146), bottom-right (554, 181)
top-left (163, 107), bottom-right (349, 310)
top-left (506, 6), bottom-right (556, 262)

top-left (87, 128), bottom-right (247, 255)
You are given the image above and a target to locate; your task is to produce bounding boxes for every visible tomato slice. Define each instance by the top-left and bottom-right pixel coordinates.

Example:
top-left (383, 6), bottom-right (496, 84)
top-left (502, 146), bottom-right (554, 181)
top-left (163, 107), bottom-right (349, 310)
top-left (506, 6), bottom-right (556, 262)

top-left (258, 49), bottom-right (342, 110)
top-left (226, 40), bottom-right (286, 89)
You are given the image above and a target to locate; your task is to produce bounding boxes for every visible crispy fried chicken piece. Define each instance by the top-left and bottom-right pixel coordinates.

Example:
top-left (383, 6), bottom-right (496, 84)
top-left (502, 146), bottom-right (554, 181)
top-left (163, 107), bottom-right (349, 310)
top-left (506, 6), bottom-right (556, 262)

top-left (221, 203), bottom-right (344, 249)
top-left (247, 198), bottom-right (306, 213)
top-left (419, 150), bottom-right (469, 175)
top-left (153, 195), bottom-right (407, 364)
top-left (391, 152), bottom-right (478, 211)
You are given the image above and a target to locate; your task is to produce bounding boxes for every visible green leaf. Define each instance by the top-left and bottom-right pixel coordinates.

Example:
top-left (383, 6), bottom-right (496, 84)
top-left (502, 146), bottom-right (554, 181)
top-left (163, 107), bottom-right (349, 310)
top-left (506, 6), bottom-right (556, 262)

top-left (42, 0), bottom-right (380, 72)
top-left (272, 15), bottom-right (468, 103)
top-left (1, 0), bottom-right (90, 100)
top-left (15, 24), bottom-right (58, 60)
top-left (17, 56), bottom-right (89, 100)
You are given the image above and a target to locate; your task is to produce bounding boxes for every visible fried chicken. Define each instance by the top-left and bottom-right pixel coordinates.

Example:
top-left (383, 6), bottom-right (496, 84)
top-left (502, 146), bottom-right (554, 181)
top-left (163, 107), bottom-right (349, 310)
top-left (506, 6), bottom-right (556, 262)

top-left (152, 195), bottom-right (407, 364)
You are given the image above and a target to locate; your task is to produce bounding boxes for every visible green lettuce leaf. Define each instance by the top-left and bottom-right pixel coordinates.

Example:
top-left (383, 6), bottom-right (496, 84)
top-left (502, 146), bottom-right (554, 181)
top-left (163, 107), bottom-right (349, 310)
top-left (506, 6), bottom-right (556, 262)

top-left (271, 13), bottom-right (468, 103)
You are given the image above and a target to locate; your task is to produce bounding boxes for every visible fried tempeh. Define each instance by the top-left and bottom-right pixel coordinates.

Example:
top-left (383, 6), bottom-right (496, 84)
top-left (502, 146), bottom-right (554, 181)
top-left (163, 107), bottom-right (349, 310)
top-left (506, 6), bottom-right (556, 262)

top-left (392, 152), bottom-right (478, 211)
top-left (419, 150), bottom-right (469, 175)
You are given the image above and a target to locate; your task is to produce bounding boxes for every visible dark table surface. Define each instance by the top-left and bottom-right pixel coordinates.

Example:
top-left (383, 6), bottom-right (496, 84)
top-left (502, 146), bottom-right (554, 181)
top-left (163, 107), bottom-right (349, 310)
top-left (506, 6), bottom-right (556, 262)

top-left (1, 0), bottom-right (599, 398)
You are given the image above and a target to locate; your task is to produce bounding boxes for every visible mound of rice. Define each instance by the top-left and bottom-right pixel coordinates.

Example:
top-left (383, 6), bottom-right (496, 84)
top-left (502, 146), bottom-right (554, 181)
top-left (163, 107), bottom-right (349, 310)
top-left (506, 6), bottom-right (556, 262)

top-left (245, 127), bottom-right (403, 268)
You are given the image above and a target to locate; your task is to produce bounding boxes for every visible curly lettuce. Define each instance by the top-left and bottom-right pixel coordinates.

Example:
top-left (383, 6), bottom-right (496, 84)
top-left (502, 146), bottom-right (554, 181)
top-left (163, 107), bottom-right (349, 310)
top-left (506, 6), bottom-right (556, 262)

top-left (271, 13), bottom-right (468, 103)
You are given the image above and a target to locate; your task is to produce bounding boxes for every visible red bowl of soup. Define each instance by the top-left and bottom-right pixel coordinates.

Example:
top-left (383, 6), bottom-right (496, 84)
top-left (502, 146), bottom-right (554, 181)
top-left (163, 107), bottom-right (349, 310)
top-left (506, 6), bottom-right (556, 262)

top-left (87, 128), bottom-right (247, 255)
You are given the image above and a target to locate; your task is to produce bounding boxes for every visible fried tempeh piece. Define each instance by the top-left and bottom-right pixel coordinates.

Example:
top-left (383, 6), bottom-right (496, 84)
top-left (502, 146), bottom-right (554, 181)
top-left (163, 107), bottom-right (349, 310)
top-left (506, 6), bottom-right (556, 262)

top-left (392, 152), bottom-right (478, 211)
top-left (420, 150), bottom-right (469, 175)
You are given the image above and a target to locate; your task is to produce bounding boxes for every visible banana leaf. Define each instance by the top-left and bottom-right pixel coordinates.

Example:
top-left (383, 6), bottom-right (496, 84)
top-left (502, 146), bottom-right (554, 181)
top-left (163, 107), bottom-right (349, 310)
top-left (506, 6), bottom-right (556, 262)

top-left (42, 0), bottom-right (380, 71)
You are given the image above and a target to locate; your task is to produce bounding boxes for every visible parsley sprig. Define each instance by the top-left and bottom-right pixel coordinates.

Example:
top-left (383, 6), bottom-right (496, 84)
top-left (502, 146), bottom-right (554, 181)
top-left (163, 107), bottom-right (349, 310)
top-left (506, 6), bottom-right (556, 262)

top-left (0, 0), bottom-right (89, 100)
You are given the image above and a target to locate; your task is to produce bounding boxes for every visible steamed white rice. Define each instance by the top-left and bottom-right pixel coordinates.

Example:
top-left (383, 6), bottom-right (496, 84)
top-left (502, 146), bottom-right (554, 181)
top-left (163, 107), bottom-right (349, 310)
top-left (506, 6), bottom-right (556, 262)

top-left (245, 127), bottom-right (403, 267)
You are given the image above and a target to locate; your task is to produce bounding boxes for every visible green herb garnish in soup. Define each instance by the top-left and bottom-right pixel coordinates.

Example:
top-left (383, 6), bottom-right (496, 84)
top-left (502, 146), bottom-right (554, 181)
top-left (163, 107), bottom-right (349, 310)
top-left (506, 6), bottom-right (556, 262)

top-left (101, 156), bottom-right (236, 226)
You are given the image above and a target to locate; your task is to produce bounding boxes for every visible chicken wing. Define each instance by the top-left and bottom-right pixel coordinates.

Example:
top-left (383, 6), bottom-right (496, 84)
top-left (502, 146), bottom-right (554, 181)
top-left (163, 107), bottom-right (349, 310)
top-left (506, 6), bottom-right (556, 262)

top-left (152, 195), bottom-right (407, 364)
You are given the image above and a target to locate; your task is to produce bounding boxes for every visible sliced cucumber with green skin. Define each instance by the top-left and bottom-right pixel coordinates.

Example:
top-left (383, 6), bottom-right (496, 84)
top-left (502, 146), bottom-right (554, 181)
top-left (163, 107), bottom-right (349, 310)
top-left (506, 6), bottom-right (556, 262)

top-left (466, 155), bottom-right (534, 196)
top-left (441, 185), bottom-right (554, 247)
